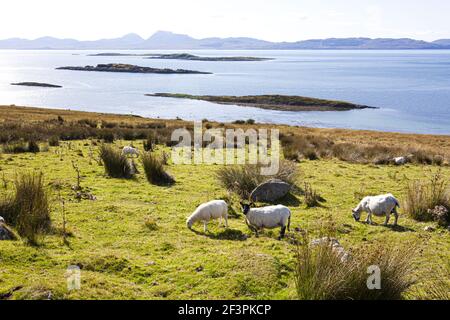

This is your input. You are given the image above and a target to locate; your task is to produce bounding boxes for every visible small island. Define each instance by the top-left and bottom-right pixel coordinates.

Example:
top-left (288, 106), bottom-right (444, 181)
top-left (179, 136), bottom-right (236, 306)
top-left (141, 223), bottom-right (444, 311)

top-left (146, 93), bottom-right (376, 112)
top-left (57, 63), bottom-right (212, 74)
top-left (11, 82), bottom-right (62, 88)
top-left (145, 53), bottom-right (273, 61)
top-left (88, 53), bottom-right (272, 61)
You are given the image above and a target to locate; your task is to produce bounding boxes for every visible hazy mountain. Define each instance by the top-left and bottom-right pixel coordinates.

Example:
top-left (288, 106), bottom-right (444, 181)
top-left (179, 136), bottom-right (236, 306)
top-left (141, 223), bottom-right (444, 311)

top-left (433, 39), bottom-right (450, 48)
top-left (0, 31), bottom-right (448, 50)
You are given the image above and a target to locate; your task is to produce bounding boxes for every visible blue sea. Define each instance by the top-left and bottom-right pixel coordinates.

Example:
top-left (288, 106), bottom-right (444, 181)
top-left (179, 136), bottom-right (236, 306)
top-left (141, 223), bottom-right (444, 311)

top-left (0, 49), bottom-right (449, 134)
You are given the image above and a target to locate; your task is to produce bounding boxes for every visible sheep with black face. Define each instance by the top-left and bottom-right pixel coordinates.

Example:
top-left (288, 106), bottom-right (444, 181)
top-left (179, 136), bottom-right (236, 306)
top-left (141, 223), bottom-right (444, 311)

top-left (240, 202), bottom-right (291, 239)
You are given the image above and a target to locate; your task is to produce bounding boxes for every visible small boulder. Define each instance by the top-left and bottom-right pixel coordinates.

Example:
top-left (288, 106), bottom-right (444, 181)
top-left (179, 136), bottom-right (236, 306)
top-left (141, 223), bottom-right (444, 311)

top-left (250, 179), bottom-right (291, 202)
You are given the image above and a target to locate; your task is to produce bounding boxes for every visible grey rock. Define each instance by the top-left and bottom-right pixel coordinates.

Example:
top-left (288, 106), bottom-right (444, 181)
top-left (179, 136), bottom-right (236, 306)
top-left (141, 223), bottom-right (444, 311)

top-left (250, 179), bottom-right (291, 202)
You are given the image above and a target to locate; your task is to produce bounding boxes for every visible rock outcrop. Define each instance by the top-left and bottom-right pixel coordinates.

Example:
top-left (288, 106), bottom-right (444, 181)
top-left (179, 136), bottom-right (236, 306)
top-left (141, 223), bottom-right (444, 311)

top-left (250, 179), bottom-right (291, 202)
top-left (57, 64), bottom-right (211, 74)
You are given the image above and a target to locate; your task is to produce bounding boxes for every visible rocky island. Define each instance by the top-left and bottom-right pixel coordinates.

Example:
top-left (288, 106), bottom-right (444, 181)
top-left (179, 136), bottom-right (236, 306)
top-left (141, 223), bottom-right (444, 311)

top-left (57, 63), bottom-right (212, 74)
top-left (11, 82), bottom-right (62, 88)
top-left (145, 53), bottom-right (273, 61)
top-left (88, 53), bottom-right (272, 61)
top-left (146, 93), bottom-right (376, 112)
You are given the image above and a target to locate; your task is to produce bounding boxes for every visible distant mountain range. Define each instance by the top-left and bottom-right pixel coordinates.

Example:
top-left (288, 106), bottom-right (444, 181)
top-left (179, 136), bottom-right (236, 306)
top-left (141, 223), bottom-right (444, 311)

top-left (1, 31), bottom-right (450, 50)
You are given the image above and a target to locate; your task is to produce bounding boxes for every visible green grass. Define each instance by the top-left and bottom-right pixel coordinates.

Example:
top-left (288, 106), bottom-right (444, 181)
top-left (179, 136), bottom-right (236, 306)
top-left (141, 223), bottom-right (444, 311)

top-left (0, 140), bottom-right (449, 300)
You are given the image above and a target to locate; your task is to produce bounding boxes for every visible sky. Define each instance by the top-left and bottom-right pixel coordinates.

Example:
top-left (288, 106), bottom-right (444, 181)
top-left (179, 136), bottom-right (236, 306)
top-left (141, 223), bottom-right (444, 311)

top-left (2, 0), bottom-right (449, 41)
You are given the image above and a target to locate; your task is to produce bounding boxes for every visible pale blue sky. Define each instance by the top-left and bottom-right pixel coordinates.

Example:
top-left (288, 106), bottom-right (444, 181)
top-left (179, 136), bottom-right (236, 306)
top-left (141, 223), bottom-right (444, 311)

top-left (2, 0), bottom-right (449, 41)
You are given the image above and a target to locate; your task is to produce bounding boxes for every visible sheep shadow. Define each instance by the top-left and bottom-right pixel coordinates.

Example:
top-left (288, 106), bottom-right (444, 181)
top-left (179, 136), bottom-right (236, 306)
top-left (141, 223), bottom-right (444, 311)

top-left (384, 224), bottom-right (415, 233)
top-left (360, 222), bottom-right (415, 233)
top-left (190, 228), bottom-right (248, 241)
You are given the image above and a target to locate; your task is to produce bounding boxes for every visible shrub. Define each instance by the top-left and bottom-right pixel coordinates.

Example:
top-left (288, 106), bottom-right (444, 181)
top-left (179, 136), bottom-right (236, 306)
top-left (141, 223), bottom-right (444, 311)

top-left (77, 119), bottom-right (98, 128)
top-left (304, 183), bottom-right (321, 207)
top-left (216, 161), bottom-right (299, 199)
top-left (143, 133), bottom-right (156, 151)
top-left (99, 131), bottom-right (115, 143)
top-left (0, 172), bottom-right (51, 244)
top-left (2, 142), bottom-right (29, 154)
top-left (294, 233), bottom-right (416, 300)
top-left (27, 139), bottom-right (40, 153)
top-left (48, 136), bottom-right (60, 147)
top-left (99, 145), bottom-right (134, 179)
top-left (403, 171), bottom-right (449, 221)
top-left (141, 152), bottom-right (174, 185)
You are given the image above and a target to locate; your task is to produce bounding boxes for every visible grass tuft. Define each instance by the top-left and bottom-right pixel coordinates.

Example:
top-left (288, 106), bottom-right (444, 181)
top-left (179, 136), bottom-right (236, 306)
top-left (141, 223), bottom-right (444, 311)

top-left (0, 172), bottom-right (51, 245)
top-left (294, 232), bottom-right (416, 300)
top-left (216, 161), bottom-right (299, 199)
top-left (99, 145), bottom-right (134, 179)
top-left (403, 170), bottom-right (449, 221)
top-left (141, 152), bottom-right (175, 185)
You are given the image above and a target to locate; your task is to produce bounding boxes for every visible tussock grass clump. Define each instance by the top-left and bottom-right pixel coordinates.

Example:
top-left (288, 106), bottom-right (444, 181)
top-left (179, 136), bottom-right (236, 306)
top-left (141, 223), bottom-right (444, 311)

top-left (294, 233), bottom-right (416, 300)
top-left (304, 183), bottom-right (322, 207)
top-left (99, 145), bottom-right (134, 179)
top-left (403, 171), bottom-right (449, 222)
top-left (141, 152), bottom-right (174, 185)
top-left (216, 161), bottom-right (299, 199)
top-left (48, 136), bottom-right (60, 147)
top-left (2, 139), bottom-right (40, 154)
top-left (0, 172), bottom-right (51, 244)
top-left (144, 217), bottom-right (159, 231)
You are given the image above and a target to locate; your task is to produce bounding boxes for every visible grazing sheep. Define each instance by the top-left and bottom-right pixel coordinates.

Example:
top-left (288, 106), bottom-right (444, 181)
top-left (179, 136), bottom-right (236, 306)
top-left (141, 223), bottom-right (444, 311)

top-left (352, 193), bottom-right (400, 226)
top-left (310, 237), bottom-right (350, 262)
top-left (122, 146), bottom-right (139, 157)
top-left (240, 203), bottom-right (291, 239)
top-left (187, 200), bottom-right (228, 232)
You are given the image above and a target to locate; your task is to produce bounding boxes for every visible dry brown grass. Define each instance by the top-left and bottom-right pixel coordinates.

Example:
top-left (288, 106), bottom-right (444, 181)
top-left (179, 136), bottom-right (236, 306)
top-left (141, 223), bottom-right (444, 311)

top-left (293, 232), bottom-right (417, 300)
top-left (1, 105), bottom-right (449, 161)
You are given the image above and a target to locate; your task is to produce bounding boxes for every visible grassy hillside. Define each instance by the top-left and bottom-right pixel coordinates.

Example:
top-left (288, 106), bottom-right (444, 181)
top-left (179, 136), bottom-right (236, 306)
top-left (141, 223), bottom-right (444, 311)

top-left (0, 106), bottom-right (449, 300)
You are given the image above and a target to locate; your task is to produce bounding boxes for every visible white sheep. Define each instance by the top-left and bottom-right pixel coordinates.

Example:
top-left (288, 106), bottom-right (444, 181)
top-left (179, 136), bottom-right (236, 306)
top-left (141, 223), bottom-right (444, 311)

top-left (352, 193), bottom-right (400, 226)
top-left (393, 157), bottom-right (407, 165)
top-left (310, 237), bottom-right (350, 262)
top-left (122, 146), bottom-right (139, 157)
top-left (240, 203), bottom-right (291, 239)
top-left (0, 216), bottom-right (4, 224)
top-left (187, 200), bottom-right (228, 232)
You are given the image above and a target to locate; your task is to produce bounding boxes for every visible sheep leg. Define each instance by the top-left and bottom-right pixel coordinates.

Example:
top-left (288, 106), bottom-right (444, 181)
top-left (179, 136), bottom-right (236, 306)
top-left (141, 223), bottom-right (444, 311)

top-left (203, 221), bottom-right (208, 233)
top-left (245, 219), bottom-right (259, 237)
top-left (383, 212), bottom-right (390, 226)
top-left (279, 226), bottom-right (287, 240)
top-left (224, 215), bottom-right (228, 228)
top-left (393, 209), bottom-right (399, 226)
top-left (218, 217), bottom-right (222, 227)
top-left (365, 212), bottom-right (372, 224)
